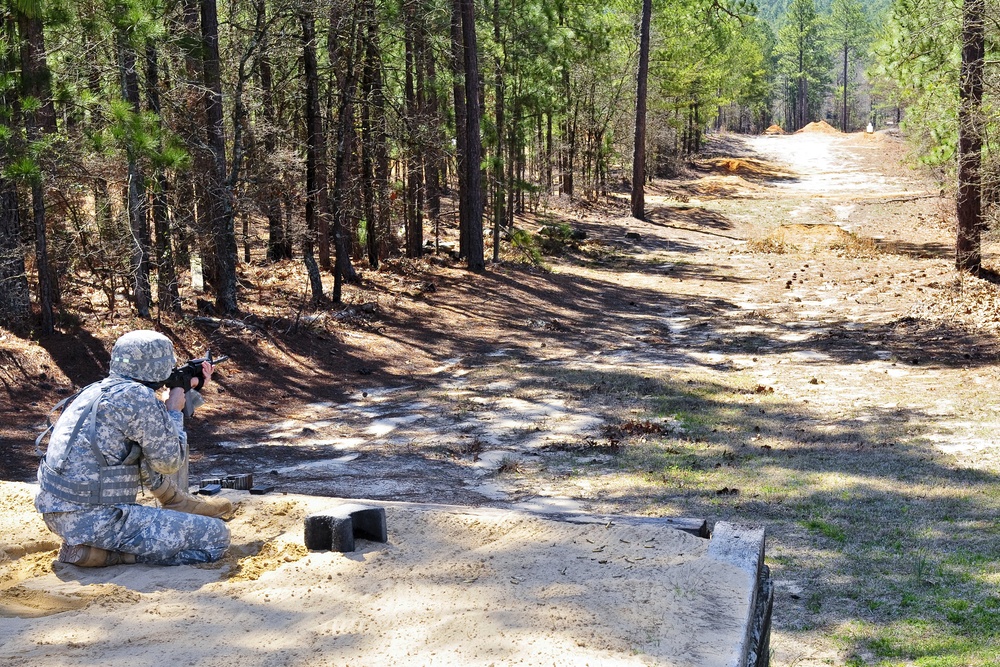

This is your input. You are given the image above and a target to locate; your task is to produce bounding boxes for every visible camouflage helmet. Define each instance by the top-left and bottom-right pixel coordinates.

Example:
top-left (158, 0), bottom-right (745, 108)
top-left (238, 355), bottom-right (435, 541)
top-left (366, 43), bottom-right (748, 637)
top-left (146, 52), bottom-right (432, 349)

top-left (109, 330), bottom-right (176, 382)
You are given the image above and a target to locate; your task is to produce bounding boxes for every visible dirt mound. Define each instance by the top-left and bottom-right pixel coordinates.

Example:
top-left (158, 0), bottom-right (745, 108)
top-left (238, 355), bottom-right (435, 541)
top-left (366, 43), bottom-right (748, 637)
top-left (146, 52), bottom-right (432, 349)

top-left (748, 223), bottom-right (877, 254)
top-left (795, 120), bottom-right (839, 134)
top-left (693, 157), bottom-right (791, 178)
top-left (763, 124), bottom-right (784, 135)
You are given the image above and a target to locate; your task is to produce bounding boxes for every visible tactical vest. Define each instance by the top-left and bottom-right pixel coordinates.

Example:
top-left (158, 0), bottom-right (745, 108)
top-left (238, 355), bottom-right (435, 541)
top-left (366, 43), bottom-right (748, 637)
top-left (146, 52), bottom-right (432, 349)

top-left (36, 377), bottom-right (142, 505)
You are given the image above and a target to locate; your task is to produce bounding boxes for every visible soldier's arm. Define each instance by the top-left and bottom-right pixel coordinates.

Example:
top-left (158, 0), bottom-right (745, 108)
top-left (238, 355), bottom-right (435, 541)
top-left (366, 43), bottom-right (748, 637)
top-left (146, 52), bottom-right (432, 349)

top-left (134, 389), bottom-right (187, 475)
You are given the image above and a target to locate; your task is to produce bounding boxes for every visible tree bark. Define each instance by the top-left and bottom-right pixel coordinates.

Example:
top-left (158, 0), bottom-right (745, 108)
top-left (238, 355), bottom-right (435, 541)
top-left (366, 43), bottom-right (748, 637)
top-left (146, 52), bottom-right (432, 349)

top-left (450, 0), bottom-right (470, 260)
top-left (842, 43), bottom-right (849, 133)
top-left (0, 179), bottom-right (31, 330)
top-left (957, 0), bottom-right (984, 273)
top-left (201, 0), bottom-right (239, 314)
top-left (0, 17), bottom-right (30, 331)
top-left (460, 0), bottom-right (485, 272)
top-left (145, 43), bottom-right (182, 314)
top-left (361, 0), bottom-right (390, 268)
top-left (16, 8), bottom-right (56, 334)
top-left (403, 8), bottom-right (423, 258)
top-left (631, 0), bottom-right (652, 220)
top-left (301, 9), bottom-right (326, 303)
top-left (327, 5), bottom-right (362, 302)
top-left (492, 0), bottom-right (505, 262)
top-left (117, 34), bottom-right (151, 318)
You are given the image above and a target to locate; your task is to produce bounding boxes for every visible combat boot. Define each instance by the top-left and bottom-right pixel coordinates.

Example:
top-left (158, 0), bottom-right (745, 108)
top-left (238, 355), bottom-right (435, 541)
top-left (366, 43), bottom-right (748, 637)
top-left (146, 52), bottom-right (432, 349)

top-left (150, 476), bottom-right (232, 519)
top-left (58, 544), bottom-right (137, 567)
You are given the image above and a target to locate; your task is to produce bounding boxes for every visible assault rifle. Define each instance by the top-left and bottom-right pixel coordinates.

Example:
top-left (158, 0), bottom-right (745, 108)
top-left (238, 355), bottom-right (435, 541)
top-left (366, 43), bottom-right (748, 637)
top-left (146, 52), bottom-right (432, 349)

top-left (166, 351), bottom-right (228, 392)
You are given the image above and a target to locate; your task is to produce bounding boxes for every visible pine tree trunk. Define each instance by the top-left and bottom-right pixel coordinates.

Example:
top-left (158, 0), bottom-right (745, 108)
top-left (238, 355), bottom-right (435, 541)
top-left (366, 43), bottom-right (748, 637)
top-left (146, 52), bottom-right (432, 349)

top-left (361, 1), bottom-right (390, 267)
top-left (0, 179), bottom-right (30, 330)
top-left (460, 0), bottom-right (484, 271)
top-left (16, 9), bottom-right (56, 334)
top-left (301, 9), bottom-right (326, 304)
top-left (957, 0), bottom-right (984, 273)
top-left (145, 44), bottom-right (182, 315)
top-left (450, 0), bottom-right (470, 260)
top-left (842, 43), bottom-right (849, 133)
top-left (422, 25), bottom-right (443, 239)
top-left (201, 0), bottom-right (239, 314)
top-left (328, 7), bottom-right (362, 302)
top-left (631, 0), bottom-right (652, 220)
top-left (403, 11), bottom-right (423, 258)
top-left (118, 35), bottom-right (151, 318)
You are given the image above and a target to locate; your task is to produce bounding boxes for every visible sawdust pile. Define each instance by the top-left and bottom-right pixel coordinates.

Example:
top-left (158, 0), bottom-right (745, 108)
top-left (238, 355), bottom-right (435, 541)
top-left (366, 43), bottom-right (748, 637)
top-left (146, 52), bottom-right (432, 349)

top-left (795, 120), bottom-right (840, 134)
top-left (763, 124), bottom-right (784, 135)
top-left (0, 481), bottom-right (751, 666)
top-left (693, 157), bottom-right (791, 178)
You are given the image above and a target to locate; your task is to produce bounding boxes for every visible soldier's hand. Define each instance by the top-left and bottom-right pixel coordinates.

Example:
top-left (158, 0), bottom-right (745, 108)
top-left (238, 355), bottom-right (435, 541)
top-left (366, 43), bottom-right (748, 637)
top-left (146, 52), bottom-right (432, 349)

top-left (164, 387), bottom-right (186, 412)
top-left (191, 360), bottom-right (214, 390)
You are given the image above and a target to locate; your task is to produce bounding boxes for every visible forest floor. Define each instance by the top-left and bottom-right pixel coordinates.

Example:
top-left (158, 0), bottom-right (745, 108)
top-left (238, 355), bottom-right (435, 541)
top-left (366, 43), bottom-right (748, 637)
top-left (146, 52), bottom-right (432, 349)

top-left (4, 128), bottom-right (1000, 666)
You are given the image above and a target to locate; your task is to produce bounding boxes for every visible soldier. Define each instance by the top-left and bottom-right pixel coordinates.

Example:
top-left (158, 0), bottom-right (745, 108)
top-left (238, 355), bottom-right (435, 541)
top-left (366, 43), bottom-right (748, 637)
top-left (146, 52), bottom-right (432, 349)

top-left (35, 330), bottom-right (232, 567)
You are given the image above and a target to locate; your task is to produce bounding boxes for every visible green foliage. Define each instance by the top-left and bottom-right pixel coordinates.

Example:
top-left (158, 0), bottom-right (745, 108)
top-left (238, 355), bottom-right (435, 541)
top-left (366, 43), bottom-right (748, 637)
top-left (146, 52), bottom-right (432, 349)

top-left (510, 227), bottom-right (544, 265)
top-left (5, 156), bottom-right (41, 182)
top-left (871, 0), bottom-right (961, 168)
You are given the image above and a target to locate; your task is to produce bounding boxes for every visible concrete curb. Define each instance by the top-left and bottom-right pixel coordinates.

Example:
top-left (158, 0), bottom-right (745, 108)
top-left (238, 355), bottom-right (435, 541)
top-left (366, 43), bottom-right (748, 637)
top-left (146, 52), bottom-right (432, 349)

top-left (708, 522), bottom-right (772, 667)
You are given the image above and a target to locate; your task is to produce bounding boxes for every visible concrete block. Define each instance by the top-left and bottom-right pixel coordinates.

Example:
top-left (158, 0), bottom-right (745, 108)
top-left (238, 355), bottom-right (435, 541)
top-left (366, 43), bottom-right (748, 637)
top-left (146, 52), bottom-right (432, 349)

top-left (304, 504), bottom-right (388, 552)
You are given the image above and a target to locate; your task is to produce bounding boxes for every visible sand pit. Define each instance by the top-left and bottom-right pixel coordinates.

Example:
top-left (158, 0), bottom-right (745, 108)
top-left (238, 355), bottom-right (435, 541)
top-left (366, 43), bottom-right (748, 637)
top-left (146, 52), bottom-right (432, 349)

top-left (0, 482), bottom-right (769, 666)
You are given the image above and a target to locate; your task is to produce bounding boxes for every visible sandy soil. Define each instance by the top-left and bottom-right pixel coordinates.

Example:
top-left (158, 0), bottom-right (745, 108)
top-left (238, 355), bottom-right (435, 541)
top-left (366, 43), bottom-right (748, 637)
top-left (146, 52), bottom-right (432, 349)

top-left (1, 481), bottom-right (755, 666)
top-left (1, 128), bottom-right (992, 665)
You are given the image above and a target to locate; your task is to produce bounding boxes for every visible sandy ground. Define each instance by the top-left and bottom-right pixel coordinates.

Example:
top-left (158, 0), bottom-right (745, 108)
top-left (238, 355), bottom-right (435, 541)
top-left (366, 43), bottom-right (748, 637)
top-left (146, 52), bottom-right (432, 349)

top-left (1, 481), bottom-right (756, 666)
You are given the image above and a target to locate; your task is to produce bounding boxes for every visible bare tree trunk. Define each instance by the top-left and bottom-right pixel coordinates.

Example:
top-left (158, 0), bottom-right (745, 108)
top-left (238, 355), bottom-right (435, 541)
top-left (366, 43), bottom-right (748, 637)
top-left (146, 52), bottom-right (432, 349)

top-left (422, 23), bottom-right (443, 242)
top-left (842, 43), bottom-right (849, 133)
top-left (403, 8), bottom-right (423, 258)
top-left (450, 0), bottom-right (470, 260)
top-left (256, 3), bottom-right (292, 263)
top-left (492, 0), bottom-right (505, 262)
top-left (145, 43), bottom-right (182, 315)
top-left (201, 0), bottom-right (239, 314)
top-left (630, 0), bottom-right (651, 220)
top-left (16, 8), bottom-right (56, 334)
top-left (0, 18), bottom-right (30, 331)
top-left (117, 34), bottom-right (151, 318)
top-left (460, 0), bottom-right (484, 271)
top-left (328, 5), bottom-right (362, 302)
top-left (0, 179), bottom-right (30, 329)
top-left (361, 0), bottom-right (390, 267)
top-left (301, 8), bottom-right (326, 303)
top-left (957, 0), bottom-right (984, 274)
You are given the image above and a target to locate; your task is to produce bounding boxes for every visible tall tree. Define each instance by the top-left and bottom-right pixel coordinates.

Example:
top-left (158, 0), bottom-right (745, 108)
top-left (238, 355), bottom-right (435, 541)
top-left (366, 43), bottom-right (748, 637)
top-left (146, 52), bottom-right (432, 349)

top-left (145, 41), bottom-right (182, 314)
top-left (0, 14), bottom-right (30, 330)
top-left (16, 1), bottom-right (57, 334)
top-left (201, 0), bottom-right (239, 314)
top-left (459, 0), bottom-right (484, 271)
top-left (829, 0), bottom-right (869, 132)
top-left (300, 6), bottom-right (326, 304)
top-left (956, 0), bottom-right (983, 273)
top-left (631, 0), bottom-right (652, 220)
top-left (116, 25), bottom-right (151, 318)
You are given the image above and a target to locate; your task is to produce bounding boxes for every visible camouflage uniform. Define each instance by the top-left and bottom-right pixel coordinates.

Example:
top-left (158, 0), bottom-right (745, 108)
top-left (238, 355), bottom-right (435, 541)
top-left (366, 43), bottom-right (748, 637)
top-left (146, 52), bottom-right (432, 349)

top-left (35, 331), bottom-right (230, 565)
